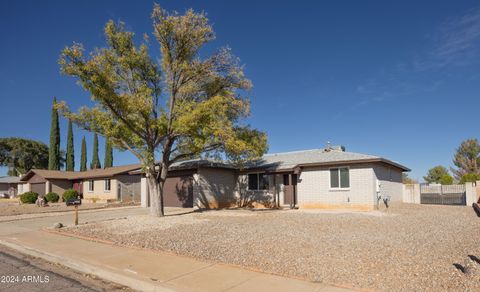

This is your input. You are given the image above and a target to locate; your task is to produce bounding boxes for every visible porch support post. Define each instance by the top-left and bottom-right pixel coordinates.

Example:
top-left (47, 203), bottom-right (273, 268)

top-left (140, 176), bottom-right (149, 208)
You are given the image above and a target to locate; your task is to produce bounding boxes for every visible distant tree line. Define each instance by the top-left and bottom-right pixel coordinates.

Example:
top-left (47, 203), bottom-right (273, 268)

top-left (49, 97), bottom-right (113, 171)
top-left (417, 138), bottom-right (480, 185)
top-left (0, 98), bottom-right (114, 176)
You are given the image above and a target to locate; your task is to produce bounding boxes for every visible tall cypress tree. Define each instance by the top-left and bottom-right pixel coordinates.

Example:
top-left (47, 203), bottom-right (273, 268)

top-left (80, 136), bottom-right (87, 171)
top-left (65, 120), bottom-right (75, 171)
top-left (90, 133), bottom-right (101, 169)
top-left (48, 97), bottom-right (61, 170)
top-left (104, 137), bottom-right (113, 168)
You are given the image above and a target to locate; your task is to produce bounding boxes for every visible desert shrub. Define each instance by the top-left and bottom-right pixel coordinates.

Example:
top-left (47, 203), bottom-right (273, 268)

top-left (439, 174), bottom-right (453, 185)
top-left (460, 173), bottom-right (480, 184)
top-left (62, 189), bottom-right (79, 201)
top-left (20, 192), bottom-right (38, 204)
top-left (45, 192), bottom-right (60, 203)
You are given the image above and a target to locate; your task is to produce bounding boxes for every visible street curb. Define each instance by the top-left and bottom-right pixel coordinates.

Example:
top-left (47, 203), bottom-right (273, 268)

top-left (0, 239), bottom-right (178, 292)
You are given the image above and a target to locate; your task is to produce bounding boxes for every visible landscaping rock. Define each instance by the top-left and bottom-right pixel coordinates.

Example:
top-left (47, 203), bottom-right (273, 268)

top-left (53, 222), bottom-right (63, 229)
top-left (61, 204), bottom-right (480, 291)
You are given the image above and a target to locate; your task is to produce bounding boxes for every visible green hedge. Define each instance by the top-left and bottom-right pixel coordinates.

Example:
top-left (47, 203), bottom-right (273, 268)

top-left (20, 192), bottom-right (38, 204)
top-left (45, 192), bottom-right (60, 203)
top-left (62, 189), bottom-right (79, 201)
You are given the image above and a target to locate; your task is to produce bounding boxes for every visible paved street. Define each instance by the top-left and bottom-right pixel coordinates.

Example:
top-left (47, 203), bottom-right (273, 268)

top-left (0, 245), bottom-right (129, 292)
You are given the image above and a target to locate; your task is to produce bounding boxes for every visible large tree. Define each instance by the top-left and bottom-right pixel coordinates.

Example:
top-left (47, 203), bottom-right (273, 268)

top-left (90, 133), bottom-right (101, 169)
top-left (451, 139), bottom-right (480, 180)
top-left (423, 165), bottom-right (450, 184)
top-left (80, 136), bottom-right (87, 171)
top-left (48, 97), bottom-right (61, 170)
top-left (104, 137), bottom-right (113, 168)
top-left (58, 5), bottom-right (267, 216)
top-left (66, 120), bottom-right (75, 171)
top-left (0, 138), bottom-right (49, 175)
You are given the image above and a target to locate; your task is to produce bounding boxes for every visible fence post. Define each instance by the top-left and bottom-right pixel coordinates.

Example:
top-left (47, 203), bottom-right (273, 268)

top-left (414, 184), bottom-right (420, 204)
top-left (465, 182), bottom-right (476, 206)
top-left (440, 185), bottom-right (443, 205)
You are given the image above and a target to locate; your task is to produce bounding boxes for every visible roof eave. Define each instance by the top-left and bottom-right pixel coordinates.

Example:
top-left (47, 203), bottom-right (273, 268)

top-left (292, 158), bottom-right (410, 172)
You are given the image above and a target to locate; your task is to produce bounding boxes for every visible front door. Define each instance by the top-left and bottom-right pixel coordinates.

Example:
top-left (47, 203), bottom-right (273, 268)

top-left (283, 174), bottom-right (297, 206)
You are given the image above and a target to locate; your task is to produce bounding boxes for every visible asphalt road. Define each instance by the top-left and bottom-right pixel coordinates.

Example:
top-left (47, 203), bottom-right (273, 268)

top-left (0, 245), bottom-right (130, 292)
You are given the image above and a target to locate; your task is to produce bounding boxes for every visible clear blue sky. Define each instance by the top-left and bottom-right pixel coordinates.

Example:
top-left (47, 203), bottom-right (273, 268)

top-left (1, 1), bottom-right (479, 180)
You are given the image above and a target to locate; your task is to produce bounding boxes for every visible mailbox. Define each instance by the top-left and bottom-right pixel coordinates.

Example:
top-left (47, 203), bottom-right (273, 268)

top-left (66, 198), bottom-right (82, 206)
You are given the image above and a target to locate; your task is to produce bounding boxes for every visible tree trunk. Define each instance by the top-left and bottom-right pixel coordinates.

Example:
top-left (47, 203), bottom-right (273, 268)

top-left (147, 163), bottom-right (169, 217)
top-left (147, 175), bottom-right (163, 216)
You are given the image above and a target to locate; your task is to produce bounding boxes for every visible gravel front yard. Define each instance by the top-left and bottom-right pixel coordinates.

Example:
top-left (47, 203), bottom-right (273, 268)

top-left (61, 204), bottom-right (480, 291)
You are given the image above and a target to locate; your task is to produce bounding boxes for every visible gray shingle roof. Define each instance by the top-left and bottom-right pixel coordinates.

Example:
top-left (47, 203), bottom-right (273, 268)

top-left (0, 176), bottom-right (23, 184)
top-left (246, 148), bottom-right (409, 171)
top-left (170, 159), bottom-right (236, 170)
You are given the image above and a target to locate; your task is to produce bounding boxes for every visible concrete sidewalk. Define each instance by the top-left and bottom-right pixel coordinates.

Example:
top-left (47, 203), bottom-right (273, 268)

top-left (0, 230), bottom-right (353, 292)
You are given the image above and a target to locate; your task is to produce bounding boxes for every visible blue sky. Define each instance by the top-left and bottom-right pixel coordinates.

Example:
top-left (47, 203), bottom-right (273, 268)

top-left (0, 1), bottom-right (479, 180)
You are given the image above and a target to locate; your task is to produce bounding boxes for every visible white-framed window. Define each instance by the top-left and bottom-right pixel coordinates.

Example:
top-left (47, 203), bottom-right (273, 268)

top-left (248, 173), bottom-right (268, 190)
top-left (330, 167), bottom-right (350, 189)
top-left (104, 179), bottom-right (111, 191)
top-left (88, 180), bottom-right (94, 192)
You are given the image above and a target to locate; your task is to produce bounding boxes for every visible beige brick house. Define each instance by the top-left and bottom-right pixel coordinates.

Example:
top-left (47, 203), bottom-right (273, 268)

top-left (139, 146), bottom-right (409, 210)
top-left (20, 146), bottom-right (408, 210)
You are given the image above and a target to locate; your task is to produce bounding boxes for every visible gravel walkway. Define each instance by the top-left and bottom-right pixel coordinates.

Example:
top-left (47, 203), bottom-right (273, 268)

top-left (61, 204), bottom-right (480, 291)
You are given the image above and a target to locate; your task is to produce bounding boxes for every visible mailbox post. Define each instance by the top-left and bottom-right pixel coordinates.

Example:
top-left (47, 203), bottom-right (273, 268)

top-left (66, 198), bottom-right (82, 225)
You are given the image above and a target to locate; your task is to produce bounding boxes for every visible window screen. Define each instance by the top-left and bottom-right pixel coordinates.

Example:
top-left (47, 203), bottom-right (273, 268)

top-left (105, 179), bottom-right (111, 191)
top-left (330, 168), bottom-right (349, 188)
top-left (248, 173), bottom-right (268, 190)
top-left (259, 173), bottom-right (268, 190)
top-left (330, 168), bottom-right (339, 188)
top-left (248, 173), bottom-right (258, 190)
top-left (340, 168), bottom-right (350, 188)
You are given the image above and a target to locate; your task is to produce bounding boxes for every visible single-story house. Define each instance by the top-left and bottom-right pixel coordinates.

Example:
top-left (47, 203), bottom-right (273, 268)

top-left (0, 176), bottom-right (25, 198)
top-left (139, 145), bottom-right (409, 211)
top-left (18, 145), bottom-right (409, 210)
top-left (20, 164), bottom-right (142, 203)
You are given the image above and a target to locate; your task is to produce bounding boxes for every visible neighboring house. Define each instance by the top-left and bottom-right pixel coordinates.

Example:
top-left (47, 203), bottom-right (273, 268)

top-left (20, 164), bottom-right (141, 203)
top-left (139, 146), bottom-right (410, 211)
top-left (0, 176), bottom-right (25, 198)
